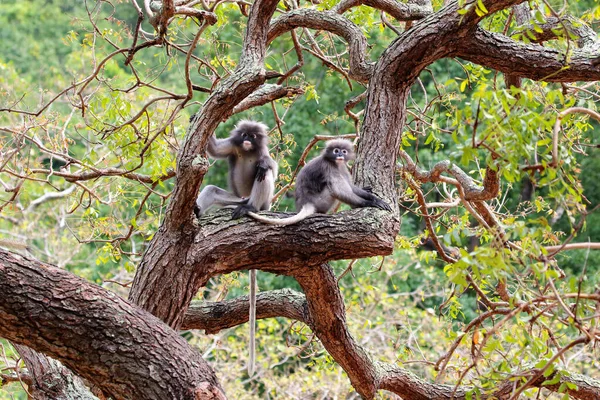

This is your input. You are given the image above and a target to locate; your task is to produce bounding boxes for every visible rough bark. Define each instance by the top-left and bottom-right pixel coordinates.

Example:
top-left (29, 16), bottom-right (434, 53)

top-left (6, 0), bottom-right (600, 399)
top-left (182, 289), bottom-right (308, 333)
top-left (13, 345), bottom-right (98, 400)
top-left (333, 0), bottom-right (433, 21)
top-left (460, 28), bottom-right (600, 82)
top-left (0, 249), bottom-right (224, 400)
top-left (129, 0), bottom-right (282, 328)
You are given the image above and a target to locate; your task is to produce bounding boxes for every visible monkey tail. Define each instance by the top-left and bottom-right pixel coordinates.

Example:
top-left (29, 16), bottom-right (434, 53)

top-left (248, 269), bottom-right (257, 377)
top-left (247, 204), bottom-right (316, 226)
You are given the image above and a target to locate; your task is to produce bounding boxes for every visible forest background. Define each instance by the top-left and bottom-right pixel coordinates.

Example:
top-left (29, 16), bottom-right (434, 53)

top-left (0, 0), bottom-right (600, 399)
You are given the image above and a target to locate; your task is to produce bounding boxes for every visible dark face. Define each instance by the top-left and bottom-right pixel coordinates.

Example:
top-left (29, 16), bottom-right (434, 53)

top-left (324, 143), bottom-right (354, 165)
top-left (231, 127), bottom-right (267, 152)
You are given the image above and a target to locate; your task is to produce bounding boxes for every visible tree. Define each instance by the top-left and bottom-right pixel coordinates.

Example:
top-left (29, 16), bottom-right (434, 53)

top-left (1, 0), bottom-right (600, 399)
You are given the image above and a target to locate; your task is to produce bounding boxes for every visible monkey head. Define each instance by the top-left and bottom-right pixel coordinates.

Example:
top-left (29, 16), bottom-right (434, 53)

top-left (231, 120), bottom-right (269, 152)
top-left (323, 139), bottom-right (355, 165)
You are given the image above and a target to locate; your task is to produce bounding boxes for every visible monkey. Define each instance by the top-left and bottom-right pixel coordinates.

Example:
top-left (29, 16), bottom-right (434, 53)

top-left (247, 139), bottom-right (392, 226)
top-left (194, 120), bottom-right (278, 219)
top-left (194, 120), bottom-right (277, 377)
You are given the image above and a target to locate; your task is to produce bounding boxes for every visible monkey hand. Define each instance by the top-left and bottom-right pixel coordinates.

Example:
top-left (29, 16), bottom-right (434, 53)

top-left (255, 160), bottom-right (270, 182)
top-left (362, 186), bottom-right (373, 193)
top-left (371, 197), bottom-right (393, 212)
top-left (232, 204), bottom-right (257, 219)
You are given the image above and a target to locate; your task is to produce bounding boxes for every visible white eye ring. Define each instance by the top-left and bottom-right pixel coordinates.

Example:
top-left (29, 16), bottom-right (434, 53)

top-left (333, 149), bottom-right (339, 154)
top-left (342, 149), bottom-right (348, 155)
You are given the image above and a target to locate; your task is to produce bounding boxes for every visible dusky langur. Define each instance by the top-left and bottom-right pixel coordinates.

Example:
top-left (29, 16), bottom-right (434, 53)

top-left (248, 139), bottom-right (391, 225)
top-left (194, 120), bottom-right (278, 219)
top-left (195, 120), bottom-right (278, 377)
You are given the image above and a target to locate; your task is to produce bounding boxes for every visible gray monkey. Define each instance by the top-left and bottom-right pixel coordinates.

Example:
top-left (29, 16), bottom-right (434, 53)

top-left (195, 120), bottom-right (278, 376)
top-left (195, 120), bottom-right (278, 219)
top-left (248, 139), bottom-right (391, 225)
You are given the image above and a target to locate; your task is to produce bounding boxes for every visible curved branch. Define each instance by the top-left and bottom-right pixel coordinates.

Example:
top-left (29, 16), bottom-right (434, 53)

top-left (294, 263), bottom-right (378, 398)
top-left (399, 151), bottom-right (500, 201)
top-left (231, 84), bottom-right (305, 116)
top-left (552, 107), bottom-right (600, 166)
top-left (332, 0), bottom-right (432, 21)
top-left (459, 28), bottom-right (600, 82)
top-left (0, 249), bottom-right (225, 400)
top-left (181, 289), bottom-right (308, 333)
top-left (268, 9), bottom-right (373, 83)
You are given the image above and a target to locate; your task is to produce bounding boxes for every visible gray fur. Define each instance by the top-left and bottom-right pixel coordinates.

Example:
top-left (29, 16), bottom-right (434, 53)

top-left (248, 139), bottom-right (391, 226)
top-left (194, 120), bottom-right (278, 378)
top-left (195, 120), bottom-right (278, 216)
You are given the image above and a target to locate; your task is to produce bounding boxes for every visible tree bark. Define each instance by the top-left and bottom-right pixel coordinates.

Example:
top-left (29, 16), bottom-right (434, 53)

top-left (0, 249), bottom-right (224, 400)
top-left (13, 345), bottom-right (99, 400)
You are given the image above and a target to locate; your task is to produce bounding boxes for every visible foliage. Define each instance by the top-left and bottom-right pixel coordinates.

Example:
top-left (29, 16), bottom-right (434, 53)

top-left (1, 0), bottom-right (600, 398)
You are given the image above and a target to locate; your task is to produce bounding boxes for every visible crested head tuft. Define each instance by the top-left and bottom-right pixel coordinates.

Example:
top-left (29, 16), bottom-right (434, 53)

top-left (234, 120), bottom-right (269, 134)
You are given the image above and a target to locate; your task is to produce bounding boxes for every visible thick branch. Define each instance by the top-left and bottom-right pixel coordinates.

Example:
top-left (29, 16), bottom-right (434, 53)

top-left (13, 345), bottom-right (98, 400)
top-left (194, 208), bottom-right (397, 277)
top-left (459, 28), bottom-right (600, 82)
top-left (294, 263), bottom-right (378, 398)
top-left (130, 0), bottom-right (281, 326)
top-left (332, 0), bottom-right (433, 21)
top-left (181, 289), bottom-right (307, 333)
top-left (0, 249), bottom-right (224, 400)
top-left (231, 84), bottom-right (305, 116)
top-left (268, 9), bottom-right (373, 83)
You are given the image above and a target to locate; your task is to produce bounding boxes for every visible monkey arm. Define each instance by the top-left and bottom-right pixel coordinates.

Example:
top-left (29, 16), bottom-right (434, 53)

top-left (255, 158), bottom-right (270, 182)
top-left (206, 136), bottom-right (235, 159)
top-left (330, 181), bottom-right (392, 211)
top-left (351, 186), bottom-right (393, 211)
top-left (330, 179), bottom-right (372, 208)
top-left (255, 156), bottom-right (278, 182)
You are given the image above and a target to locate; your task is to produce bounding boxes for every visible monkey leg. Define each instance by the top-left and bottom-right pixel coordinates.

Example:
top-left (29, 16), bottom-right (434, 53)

top-left (195, 185), bottom-right (245, 217)
top-left (231, 171), bottom-right (275, 219)
top-left (249, 170), bottom-right (276, 211)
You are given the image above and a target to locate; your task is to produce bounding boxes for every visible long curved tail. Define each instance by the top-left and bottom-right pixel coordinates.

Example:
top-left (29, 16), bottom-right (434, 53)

top-left (247, 204), bottom-right (316, 226)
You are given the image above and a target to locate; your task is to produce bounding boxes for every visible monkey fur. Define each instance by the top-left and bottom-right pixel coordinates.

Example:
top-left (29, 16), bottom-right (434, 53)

top-left (248, 139), bottom-right (391, 225)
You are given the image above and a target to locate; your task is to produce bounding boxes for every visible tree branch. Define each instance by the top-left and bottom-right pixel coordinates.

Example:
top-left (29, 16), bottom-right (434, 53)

top-left (195, 208), bottom-right (397, 276)
top-left (268, 9), bottom-right (373, 83)
top-left (0, 249), bottom-right (225, 400)
top-left (332, 0), bottom-right (432, 21)
top-left (181, 289), bottom-right (307, 333)
top-left (231, 84), bottom-right (305, 116)
top-left (459, 27), bottom-right (600, 82)
top-left (13, 344), bottom-right (98, 400)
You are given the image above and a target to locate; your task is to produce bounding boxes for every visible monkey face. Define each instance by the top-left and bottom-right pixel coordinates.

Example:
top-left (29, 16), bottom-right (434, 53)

top-left (231, 125), bottom-right (267, 153)
top-left (323, 140), bottom-right (355, 164)
top-left (333, 147), bottom-right (349, 163)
